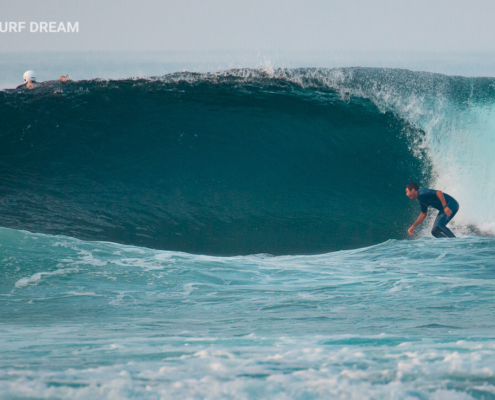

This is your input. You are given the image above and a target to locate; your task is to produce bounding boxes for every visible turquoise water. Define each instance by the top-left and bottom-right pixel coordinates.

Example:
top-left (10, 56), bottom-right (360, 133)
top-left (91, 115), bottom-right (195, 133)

top-left (5, 67), bottom-right (495, 254)
top-left (2, 66), bottom-right (495, 398)
top-left (1, 228), bottom-right (495, 398)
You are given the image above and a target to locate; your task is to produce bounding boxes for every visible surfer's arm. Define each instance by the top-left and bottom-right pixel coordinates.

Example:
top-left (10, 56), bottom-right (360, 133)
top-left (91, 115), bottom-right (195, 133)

top-left (436, 190), bottom-right (452, 216)
top-left (408, 212), bottom-right (427, 236)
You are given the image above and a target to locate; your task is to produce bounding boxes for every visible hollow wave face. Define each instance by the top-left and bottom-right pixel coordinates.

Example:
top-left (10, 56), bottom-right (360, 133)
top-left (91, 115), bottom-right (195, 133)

top-left (1, 67), bottom-right (493, 254)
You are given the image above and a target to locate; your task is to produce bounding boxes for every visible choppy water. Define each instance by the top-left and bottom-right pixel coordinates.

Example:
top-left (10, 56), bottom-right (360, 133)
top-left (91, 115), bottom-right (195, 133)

top-left (2, 66), bottom-right (495, 399)
top-left (1, 228), bottom-right (495, 398)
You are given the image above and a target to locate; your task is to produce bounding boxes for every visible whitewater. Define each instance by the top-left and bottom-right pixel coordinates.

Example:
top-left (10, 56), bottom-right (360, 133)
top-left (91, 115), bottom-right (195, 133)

top-left (1, 66), bottom-right (495, 399)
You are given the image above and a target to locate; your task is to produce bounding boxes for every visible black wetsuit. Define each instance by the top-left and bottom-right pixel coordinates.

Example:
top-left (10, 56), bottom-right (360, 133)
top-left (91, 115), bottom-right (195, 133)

top-left (418, 188), bottom-right (459, 238)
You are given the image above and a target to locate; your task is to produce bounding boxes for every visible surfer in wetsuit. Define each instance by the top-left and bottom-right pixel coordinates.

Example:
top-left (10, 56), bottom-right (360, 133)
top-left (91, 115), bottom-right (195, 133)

top-left (405, 182), bottom-right (459, 238)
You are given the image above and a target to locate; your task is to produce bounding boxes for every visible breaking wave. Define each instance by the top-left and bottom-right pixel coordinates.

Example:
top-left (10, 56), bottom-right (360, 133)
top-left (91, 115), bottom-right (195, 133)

top-left (1, 67), bottom-right (494, 254)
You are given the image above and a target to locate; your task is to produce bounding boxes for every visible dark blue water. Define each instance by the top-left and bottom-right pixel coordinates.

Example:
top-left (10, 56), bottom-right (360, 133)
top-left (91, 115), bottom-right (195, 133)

top-left (1, 69), bottom-right (428, 255)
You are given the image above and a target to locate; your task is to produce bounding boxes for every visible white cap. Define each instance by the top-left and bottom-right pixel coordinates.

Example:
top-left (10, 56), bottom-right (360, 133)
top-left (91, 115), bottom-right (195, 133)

top-left (23, 70), bottom-right (37, 83)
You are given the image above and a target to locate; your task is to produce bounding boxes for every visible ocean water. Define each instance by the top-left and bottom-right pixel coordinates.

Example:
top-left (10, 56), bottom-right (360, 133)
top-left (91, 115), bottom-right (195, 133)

top-left (1, 64), bottom-right (495, 399)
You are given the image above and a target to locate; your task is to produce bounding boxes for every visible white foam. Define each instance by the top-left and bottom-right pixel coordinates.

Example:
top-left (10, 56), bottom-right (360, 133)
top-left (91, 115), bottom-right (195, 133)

top-left (66, 291), bottom-right (98, 296)
top-left (15, 268), bottom-right (77, 288)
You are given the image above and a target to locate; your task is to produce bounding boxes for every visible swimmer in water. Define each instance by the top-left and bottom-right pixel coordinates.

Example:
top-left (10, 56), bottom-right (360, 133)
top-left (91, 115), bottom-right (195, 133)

top-left (16, 70), bottom-right (38, 89)
top-left (405, 182), bottom-right (459, 238)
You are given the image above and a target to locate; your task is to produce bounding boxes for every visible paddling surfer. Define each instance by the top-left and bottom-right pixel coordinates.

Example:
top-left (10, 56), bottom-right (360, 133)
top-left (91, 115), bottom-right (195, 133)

top-left (405, 182), bottom-right (459, 238)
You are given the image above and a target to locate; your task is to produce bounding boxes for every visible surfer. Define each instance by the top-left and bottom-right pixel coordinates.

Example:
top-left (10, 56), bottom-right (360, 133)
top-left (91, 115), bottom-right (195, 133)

top-left (405, 182), bottom-right (459, 238)
top-left (16, 70), bottom-right (38, 89)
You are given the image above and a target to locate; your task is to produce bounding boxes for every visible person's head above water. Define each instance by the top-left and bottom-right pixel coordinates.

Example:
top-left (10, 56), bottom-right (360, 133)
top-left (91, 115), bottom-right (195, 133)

top-left (23, 70), bottom-right (36, 83)
top-left (405, 182), bottom-right (420, 199)
top-left (22, 70), bottom-right (38, 89)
